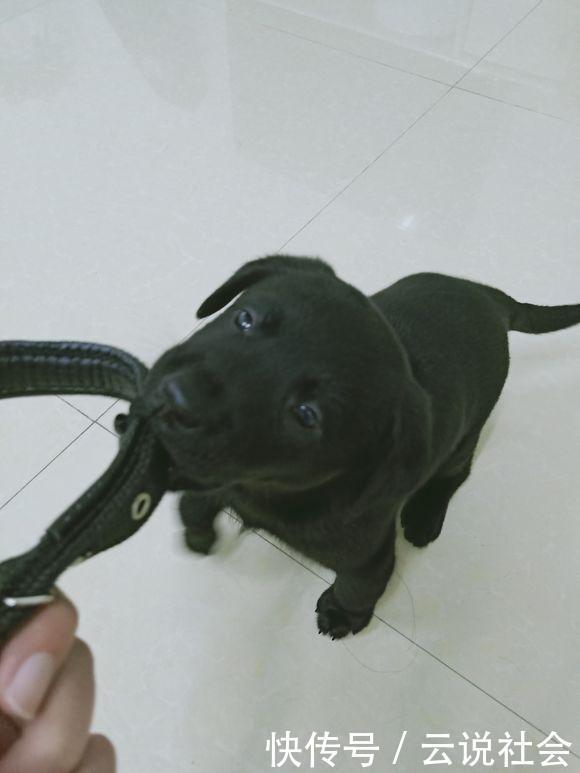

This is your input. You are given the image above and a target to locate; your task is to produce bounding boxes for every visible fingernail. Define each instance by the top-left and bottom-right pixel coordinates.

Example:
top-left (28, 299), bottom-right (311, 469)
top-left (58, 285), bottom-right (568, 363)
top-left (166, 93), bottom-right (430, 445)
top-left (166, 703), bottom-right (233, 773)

top-left (3, 653), bottom-right (56, 721)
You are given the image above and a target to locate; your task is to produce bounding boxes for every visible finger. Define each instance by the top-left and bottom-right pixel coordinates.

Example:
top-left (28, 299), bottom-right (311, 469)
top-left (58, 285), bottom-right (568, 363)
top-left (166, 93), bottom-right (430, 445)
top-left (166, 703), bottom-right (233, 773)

top-left (0, 638), bottom-right (95, 773)
top-left (0, 589), bottom-right (78, 723)
top-left (75, 734), bottom-right (116, 773)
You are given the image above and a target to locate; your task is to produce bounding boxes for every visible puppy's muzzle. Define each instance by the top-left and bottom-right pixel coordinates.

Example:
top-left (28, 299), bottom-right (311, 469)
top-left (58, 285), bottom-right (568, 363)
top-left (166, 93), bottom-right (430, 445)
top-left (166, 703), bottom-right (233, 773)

top-left (150, 375), bottom-right (202, 431)
top-left (124, 373), bottom-right (203, 436)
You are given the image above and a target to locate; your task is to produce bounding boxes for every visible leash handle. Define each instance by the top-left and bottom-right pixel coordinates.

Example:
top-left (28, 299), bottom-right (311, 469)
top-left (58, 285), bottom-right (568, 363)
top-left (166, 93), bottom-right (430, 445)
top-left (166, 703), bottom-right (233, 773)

top-left (0, 340), bottom-right (147, 401)
top-left (0, 341), bottom-right (168, 642)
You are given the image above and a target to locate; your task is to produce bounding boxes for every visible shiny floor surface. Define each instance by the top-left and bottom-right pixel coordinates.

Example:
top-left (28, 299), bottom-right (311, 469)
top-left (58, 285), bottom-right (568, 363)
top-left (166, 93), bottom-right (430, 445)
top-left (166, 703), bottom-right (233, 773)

top-left (1, 1), bottom-right (580, 771)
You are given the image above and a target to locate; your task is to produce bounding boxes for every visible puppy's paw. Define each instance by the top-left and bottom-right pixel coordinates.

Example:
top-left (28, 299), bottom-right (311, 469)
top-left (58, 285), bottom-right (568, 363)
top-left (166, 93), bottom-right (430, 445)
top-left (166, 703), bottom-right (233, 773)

top-left (403, 516), bottom-right (443, 548)
top-left (183, 525), bottom-right (217, 555)
top-left (315, 587), bottom-right (373, 640)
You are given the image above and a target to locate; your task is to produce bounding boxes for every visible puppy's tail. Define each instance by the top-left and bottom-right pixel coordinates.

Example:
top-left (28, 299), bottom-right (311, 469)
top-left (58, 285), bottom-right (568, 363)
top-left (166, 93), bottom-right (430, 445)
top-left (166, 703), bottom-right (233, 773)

top-left (481, 285), bottom-right (580, 335)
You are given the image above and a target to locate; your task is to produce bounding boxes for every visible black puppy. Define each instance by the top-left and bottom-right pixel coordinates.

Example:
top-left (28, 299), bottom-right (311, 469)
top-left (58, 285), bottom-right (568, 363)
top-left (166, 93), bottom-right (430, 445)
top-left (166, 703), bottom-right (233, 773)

top-left (142, 255), bottom-right (580, 640)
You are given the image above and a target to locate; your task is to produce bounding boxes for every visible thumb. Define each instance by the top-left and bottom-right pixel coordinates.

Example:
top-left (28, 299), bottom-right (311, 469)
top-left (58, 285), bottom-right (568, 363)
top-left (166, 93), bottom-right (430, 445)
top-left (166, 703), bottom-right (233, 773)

top-left (0, 589), bottom-right (78, 725)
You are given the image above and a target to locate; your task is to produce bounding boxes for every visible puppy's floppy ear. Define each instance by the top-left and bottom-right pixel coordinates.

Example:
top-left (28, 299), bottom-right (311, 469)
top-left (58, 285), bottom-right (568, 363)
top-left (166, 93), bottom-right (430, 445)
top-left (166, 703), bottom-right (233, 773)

top-left (196, 255), bottom-right (335, 318)
top-left (347, 375), bottom-right (432, 520)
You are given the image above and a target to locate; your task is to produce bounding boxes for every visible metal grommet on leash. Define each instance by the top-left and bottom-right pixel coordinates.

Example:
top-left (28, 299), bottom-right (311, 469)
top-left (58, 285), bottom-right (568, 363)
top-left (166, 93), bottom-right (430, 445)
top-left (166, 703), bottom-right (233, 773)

top-left (3, 594), bottom-right (55, 608)
top-left (131, 492), bottom-right (152, 521)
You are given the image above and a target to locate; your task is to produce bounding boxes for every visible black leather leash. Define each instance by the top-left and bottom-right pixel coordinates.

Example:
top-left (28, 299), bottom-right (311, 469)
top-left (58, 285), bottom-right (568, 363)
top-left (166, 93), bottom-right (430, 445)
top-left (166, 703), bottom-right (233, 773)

top-left (0, 341), bottom-right (170, 643)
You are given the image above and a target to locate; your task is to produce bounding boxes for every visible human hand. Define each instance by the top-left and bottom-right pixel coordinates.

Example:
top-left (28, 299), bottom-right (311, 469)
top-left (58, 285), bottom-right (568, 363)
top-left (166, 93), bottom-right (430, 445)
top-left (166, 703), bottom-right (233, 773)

top-left (0, 589), bottom-right (115, 772)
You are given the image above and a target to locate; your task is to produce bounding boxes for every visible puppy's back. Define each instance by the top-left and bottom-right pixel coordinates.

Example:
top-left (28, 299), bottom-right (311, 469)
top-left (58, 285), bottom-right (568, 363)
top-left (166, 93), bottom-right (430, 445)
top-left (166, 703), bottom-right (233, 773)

top-left (371, 273), bottom-right (511, 457)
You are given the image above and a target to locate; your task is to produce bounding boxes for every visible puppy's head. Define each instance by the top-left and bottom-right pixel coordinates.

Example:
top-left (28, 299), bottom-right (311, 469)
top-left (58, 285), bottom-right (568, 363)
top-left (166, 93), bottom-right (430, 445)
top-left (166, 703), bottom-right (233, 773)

top-left (146, 255), bottom-right (431, 508)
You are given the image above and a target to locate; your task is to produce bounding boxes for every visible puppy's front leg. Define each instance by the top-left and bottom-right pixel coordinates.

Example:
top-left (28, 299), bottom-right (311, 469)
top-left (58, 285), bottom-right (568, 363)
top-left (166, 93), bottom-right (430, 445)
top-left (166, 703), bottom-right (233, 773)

top-left (179, 491), bottom-right (223, 554)
top-left (316, 522), bottom-right (396, 640)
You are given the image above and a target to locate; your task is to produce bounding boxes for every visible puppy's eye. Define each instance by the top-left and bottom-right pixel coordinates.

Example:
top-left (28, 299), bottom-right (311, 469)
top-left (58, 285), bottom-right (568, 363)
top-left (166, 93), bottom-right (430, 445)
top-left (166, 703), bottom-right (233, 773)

top-left (235, 309), bottom-right (254, 330)
top-left (293, 403), bottom-right (320, 429)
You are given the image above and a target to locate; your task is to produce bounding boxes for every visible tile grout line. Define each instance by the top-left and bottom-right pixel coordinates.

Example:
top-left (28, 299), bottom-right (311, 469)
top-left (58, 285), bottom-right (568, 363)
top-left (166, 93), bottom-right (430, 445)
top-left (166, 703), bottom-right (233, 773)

top-left (55, 397), bottom-right (120, 434)
top-left (254, 527), bottom-right (579, 758)
top-left (94, 421), bottom-right (118, 438)
top-left (56, 395), bottom-right (121, 423)
top-left (259, 22), bottom-right (450, 88)
top-left (57, 396), bottom-right (99, 423)
top-left (96, 398), bottom-right (120, 421)
top-left (0, 422), bottom-right (96, 512)
top-left (451, 0), bottom-right (545, 88)
top-left (454, 85), bottom-right (569, 124)
top-left (258, 2), bottom-right (557, 126)
top-left (277, 84), bottom-right (453, 252)
top-left (276, 3), bottom-right (547, 254)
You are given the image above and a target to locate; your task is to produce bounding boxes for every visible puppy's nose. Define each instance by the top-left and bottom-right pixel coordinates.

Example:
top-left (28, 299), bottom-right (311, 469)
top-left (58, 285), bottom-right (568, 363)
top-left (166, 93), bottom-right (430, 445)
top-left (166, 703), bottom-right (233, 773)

top-left (156, 376), bottom-right (201, 430)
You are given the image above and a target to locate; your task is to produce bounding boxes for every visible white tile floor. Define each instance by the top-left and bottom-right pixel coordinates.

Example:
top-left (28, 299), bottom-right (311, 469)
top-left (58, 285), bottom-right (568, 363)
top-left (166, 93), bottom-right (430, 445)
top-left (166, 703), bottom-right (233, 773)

top-left (1, 1), bottom-right (579, 771)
